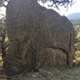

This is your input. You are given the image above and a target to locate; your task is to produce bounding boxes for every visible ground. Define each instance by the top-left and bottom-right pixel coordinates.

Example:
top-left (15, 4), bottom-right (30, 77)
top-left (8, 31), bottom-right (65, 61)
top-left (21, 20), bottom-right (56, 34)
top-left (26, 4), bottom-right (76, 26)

top-left (0, 66), bottom-right (80, 80)
top-left (0, 56), bottom-right (80, 80)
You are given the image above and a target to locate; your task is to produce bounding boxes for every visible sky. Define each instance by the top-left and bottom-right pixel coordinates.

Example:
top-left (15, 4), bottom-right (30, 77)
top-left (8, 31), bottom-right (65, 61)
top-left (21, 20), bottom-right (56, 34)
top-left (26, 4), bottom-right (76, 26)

top-left (59, 0), bottom-right (80, 15)
top-left (39, 0), bottom-right (80, 16)
top-left (0, 0), bottom-right (80, 17)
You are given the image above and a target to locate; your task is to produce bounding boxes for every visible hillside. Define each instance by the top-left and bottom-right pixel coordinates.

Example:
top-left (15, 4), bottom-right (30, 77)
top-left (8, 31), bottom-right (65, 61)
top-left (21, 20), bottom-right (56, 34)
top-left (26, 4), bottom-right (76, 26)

top-left (66, 13), bottom-right (80, 26)
top-left (66, 13), bottom-right (80, 20)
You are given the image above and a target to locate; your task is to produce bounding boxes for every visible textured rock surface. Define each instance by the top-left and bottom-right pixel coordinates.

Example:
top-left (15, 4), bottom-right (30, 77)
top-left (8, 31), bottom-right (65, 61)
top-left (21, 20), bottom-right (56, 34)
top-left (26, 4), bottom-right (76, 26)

top-left (4, 0), bottom-right (75, 76)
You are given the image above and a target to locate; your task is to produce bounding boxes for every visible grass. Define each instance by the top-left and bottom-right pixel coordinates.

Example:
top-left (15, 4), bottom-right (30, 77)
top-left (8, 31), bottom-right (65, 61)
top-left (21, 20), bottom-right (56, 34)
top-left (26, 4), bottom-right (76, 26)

top-left (0, 52), bottom-right (80, 80)
top-left (10, 66), bottom-right (80, 80)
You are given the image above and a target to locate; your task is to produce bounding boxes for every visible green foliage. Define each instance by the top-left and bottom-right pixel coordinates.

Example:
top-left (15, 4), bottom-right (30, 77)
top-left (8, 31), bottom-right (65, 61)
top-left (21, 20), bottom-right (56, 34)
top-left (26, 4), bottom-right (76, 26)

top-left (74, 25), bottom-right (80, 49)
top-left (0, 16), bottom-right (9, 60)
top-left (71, 19), bottom-right (80, 26)
top-left (74, 25), bottom-right (80, 63)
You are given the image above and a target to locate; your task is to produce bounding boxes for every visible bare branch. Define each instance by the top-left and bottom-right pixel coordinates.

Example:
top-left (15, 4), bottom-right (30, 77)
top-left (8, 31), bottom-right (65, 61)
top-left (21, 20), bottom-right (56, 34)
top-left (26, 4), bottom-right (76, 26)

top-left (39, 0), bottom-right (74, 9)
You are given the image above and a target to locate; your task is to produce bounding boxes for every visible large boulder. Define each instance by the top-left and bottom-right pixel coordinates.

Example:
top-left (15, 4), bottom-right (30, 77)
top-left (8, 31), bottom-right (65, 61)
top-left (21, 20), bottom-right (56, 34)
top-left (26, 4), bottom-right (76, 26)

top-left (4, 0), bottom-right (75, 76)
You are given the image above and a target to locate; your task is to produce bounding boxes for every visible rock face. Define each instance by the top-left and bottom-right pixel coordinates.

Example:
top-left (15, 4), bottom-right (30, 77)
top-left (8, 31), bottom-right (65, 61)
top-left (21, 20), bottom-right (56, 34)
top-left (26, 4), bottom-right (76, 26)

top-left (4, 0), bottom-right (75, 76)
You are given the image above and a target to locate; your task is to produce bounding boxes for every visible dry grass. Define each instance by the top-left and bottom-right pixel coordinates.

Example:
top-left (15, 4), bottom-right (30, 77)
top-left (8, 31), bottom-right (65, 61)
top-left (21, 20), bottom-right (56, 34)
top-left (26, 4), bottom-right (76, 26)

top-left (0, 54), bottom-right (80, 80)
top-left (10, 66), bottom-right (80, 80)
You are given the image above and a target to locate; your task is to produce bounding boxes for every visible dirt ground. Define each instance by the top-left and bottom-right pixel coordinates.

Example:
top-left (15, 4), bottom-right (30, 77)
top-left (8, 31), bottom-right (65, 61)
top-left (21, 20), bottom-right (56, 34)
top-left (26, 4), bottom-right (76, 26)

top-left (0, 56), bottom-right (80, 80)
top-left (0, 66), bottom-right (79, 80)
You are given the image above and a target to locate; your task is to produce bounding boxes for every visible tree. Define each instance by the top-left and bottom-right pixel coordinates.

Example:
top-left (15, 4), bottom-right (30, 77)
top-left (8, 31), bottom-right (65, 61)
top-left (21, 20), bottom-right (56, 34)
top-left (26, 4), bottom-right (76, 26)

top-left (74, 25), bottom-right (80, 64)
top-left (0, 0), bottom-right (74, 8)
top-left (0, 16), bottom-right (9, 60)
top-left (74, 25), bottom-right (80, 52)
top-left (39, 0), bottom-right (74, 9)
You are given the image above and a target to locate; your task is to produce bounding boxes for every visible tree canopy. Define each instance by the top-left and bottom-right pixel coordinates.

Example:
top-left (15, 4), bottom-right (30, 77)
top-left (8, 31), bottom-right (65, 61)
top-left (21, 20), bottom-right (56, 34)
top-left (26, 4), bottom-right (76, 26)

top-left (0, 0), bottom-right (74, 8)
top-left (39, 0), bottom-right (74, 8)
